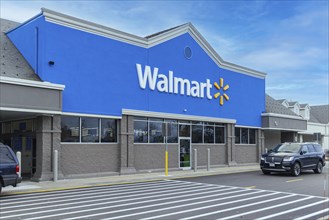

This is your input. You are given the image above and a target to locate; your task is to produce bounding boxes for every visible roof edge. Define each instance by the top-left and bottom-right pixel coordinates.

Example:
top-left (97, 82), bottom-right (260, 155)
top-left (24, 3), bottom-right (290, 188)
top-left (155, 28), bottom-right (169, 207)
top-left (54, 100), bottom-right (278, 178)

top-left (0, 75), bottom-right (65, 90)
top-left (40, 8), bottom-right (266, 79)
top-left (5, 12), bottom-right (43, 34)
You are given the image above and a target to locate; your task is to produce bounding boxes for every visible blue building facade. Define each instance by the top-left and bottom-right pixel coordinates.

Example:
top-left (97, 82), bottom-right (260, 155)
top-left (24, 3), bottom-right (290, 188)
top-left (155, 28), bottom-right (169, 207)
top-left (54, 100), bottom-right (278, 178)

top-left (3, 8), bottom-right (266, 179)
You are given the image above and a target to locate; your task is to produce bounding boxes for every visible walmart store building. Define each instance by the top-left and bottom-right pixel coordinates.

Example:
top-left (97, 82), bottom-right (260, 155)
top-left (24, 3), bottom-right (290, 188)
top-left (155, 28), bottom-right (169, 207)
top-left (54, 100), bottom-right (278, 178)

top-left (0, 9), bottom-right (268, 181)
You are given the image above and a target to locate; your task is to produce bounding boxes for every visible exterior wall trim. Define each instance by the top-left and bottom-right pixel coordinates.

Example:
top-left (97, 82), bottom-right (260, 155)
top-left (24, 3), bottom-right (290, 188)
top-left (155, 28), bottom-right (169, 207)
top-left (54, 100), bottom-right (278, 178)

top-left (41, 8), bottom-right (266, 79)
top-left (235, 125), bottom-right (261, 129)
top-left (0, 76), bottom-right (65, 90)
top-left (122, 109), bottom-right (236, 124)
top-left (61, 112), bottom-right (121, 119)
top-left (308, 122), bottom-right (329, 126)
top-left (261, 113), bottom-right (304, 120)
top-left (0, 106), bottom-right (62, 115)
top-left (261, 127), bottom-right (306, 132)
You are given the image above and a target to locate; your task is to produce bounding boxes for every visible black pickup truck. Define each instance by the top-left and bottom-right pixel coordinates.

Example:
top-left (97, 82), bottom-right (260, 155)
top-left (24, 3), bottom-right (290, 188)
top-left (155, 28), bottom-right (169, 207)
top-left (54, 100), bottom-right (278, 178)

top-left (0, 143), bottom-right (22, 193)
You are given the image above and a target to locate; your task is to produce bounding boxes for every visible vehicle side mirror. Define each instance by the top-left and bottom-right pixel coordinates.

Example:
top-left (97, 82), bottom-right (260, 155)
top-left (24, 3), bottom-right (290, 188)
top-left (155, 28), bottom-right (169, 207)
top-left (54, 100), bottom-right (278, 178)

top-left (300, 150), bottom-right (307, 155)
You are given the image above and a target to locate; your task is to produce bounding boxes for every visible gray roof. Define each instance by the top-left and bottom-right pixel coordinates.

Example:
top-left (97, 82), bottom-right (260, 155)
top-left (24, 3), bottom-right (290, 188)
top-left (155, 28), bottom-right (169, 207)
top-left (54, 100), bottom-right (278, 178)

top-left (0, 18), bottom-right (40, 81)
top-left (265, 94), bottom-right (301, 117)
top-left (310, 105), bottom-right (329, 124)
top-left (288, 101), bottom-right (298, 107)
top-left (299, 104), bottom-right (309, 109)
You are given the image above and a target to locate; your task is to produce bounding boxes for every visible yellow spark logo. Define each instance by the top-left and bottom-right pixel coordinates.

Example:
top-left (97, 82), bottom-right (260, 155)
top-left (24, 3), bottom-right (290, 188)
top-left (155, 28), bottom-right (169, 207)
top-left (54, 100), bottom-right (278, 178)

top-left (213, 78), bottom-right (229, 106)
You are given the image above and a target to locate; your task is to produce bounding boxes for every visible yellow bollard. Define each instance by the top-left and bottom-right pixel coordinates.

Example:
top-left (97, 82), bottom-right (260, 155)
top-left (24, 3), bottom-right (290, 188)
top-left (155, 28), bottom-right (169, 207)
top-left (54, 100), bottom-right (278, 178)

top-left (165, 150), bottom-right (168, 176)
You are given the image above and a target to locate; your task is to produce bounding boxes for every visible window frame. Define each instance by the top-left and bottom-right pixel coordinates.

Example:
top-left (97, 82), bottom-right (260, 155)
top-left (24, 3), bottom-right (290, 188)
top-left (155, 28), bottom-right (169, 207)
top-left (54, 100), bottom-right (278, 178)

top-left (235, 127), bottom-right (257, 145)
top-left (61, 116), bottom-right (118, 144)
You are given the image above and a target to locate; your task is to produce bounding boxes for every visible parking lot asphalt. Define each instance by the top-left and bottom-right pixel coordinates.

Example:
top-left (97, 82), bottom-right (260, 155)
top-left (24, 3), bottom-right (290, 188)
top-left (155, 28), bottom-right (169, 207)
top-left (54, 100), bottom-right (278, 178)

top-left (1, 179), bottom-right (328, 220)
top-left (1, 164), bottom-right (260, 195)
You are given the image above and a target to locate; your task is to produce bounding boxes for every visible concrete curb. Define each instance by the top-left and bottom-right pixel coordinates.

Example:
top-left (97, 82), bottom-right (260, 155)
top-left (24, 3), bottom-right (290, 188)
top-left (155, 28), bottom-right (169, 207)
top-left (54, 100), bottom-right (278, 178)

top-left (1, 166), bottom-right (260, 196)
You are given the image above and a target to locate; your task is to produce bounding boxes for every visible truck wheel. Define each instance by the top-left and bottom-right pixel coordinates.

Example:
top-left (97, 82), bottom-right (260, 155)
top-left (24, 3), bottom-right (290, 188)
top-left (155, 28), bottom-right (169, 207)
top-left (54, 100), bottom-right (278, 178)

top-left (291, 162), bottom-right (301, 176)
top-left (313, 161), bottom-right (323, 174)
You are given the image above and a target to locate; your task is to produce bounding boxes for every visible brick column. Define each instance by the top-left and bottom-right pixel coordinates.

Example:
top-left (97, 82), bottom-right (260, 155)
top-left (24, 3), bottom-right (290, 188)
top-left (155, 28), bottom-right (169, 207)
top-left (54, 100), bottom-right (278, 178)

top-left (227, 124), bottom-right (237, 166)
top-left (257, 129), bottom-right (265, 162)
top-left (119, 115), bottom-right (136, 174)
top-left (32, 115), bottom-right (63, 182)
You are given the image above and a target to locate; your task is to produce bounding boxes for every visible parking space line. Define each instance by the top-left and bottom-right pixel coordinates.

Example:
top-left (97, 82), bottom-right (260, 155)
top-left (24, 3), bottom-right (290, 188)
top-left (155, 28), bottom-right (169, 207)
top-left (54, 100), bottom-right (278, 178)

top-left (256, 198), bottom-right (329, 220)
top-left (16, 187), bottom-right (252, 220)
top-left (244, 186), bottom-right (256, 189)
top-left (217, 196), bottom-right (315, 220)
top-left (0, 184), bottom-right (222, 213)
top-left (286, 179), bottom-right (303, 183)
top-left (179, 194), bottom-right (296, 220)
top-left (167, 179), bottom-right (328, 199)
top-left (103, 191), bottom-right (276, 220)
top-left (0, 180), bottom-right (169, 198)
top-left (0, 180), bottom-right (192, 206)
top-left (294, 208), bottom-right (329, 220)
top-left (0, 180), bottom-right (183, 202)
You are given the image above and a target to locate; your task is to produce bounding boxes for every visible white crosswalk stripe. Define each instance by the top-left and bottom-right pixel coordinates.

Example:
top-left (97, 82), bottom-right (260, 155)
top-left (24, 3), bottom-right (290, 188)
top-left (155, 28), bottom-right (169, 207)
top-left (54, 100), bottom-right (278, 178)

top-left (0, 179), bottom-right (327, 220)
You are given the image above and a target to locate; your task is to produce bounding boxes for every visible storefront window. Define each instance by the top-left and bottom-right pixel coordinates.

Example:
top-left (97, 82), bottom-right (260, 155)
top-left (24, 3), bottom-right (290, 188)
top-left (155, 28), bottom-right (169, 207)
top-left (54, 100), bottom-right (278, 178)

top-left (235, 127), bottom-right (241, 144)
top-left (12, 120), bottom-right (33, 133)
top-left (149, 118), bottom-right (164, 143)
top-left (61, 116), bottom-right (80, 142)
top-left (179, 123), bottom-right (190, 137)
top-left (2, 122), bottom-right (11, 134)
top-left (81, 117), bottom-right (99, 143)
top-left (204, 123), bottom-right (214, 143)
top-left (241, 128), bottom-right (248, 144)
top-left (249, 129), bottom-right (256, 144)
top-left (165, 120), bottom-right (178, 143)
top-left (134, 119), bottom-right (148, 143)
top-left (215, 126), bottom-right (225, 143)
top-left (235, 127), bottom-right (256, 144)
top-left (192, 122), bottom-right (203, 143)
top-left (101, 119), bottom-right (117, 142)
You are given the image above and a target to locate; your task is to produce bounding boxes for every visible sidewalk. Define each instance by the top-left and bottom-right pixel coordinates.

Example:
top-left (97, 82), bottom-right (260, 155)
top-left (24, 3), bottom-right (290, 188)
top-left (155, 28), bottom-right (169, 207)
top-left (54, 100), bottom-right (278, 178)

top-left (1, 165), bottom-right (260, 195)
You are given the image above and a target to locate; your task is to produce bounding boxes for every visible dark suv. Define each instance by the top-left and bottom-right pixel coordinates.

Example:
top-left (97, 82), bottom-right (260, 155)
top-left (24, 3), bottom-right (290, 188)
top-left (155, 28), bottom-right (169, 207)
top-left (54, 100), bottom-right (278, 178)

top-left (260, 142), bottom-right (326, 176)
top-left (0, 143), bottom-right (22, 193)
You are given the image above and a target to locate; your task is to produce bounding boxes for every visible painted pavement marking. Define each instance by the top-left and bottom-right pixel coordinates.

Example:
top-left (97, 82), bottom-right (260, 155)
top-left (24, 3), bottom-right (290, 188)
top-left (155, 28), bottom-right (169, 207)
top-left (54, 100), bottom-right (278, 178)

top-left (0, 179), bottom-right (327, 220)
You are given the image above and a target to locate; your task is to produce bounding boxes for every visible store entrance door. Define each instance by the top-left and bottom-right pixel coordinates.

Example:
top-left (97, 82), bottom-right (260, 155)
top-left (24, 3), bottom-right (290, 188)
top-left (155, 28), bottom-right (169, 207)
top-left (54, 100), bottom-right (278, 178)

top-left (179, 138), bottom-right (191, 168)
top-left (12, 134), bottom-right (36, 178)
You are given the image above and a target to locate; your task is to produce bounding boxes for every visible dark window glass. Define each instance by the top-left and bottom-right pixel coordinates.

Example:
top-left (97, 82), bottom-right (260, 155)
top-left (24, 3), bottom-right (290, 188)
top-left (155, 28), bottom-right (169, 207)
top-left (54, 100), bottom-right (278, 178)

top-left (179, 124), bottom-right (190, 137)
top-left (235, 127), bottom-right (240, 144)
top-left (192, 124), bottom-right (203, 143)
top-left (204, 125), bottom-right (214, 143)
top-left (149, 120), bottom-right (164, 143)
top-left (249, 129), bottom-right (256, 144)
top-left (134, 120), bottom-right (148, 143)
top-left (307, 145), bottom-right (315, 153)
top-left (167, 122), bottom-right (178, 143)
top-left (313, 144), bottom-right (322, 153)
top-left (101, 119), bottom-right (117, 142)
top-left (61, 116), bottom-right (80, 142)
top-left (241, 128), bottom-right (248, 144)
top-left (0, 147), bottom-right (15, 163)
top-left (81, 117), bottom-right (99, 143)
top-left (215, 126), bottom-right (225, 143)
top-left (301, 145), bottom-right (308, 153)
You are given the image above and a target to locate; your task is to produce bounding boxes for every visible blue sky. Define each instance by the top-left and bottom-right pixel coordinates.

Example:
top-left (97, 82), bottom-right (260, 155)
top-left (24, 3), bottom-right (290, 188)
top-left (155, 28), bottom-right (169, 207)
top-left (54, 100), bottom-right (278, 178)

top-left (1, 0), bottom-right (328, 105)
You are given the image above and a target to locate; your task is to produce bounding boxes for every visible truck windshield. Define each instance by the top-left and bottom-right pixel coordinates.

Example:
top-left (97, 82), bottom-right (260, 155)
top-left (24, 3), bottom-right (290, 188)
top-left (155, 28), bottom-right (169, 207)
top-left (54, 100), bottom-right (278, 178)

top-left (273, 143), bottom-right (301, 153)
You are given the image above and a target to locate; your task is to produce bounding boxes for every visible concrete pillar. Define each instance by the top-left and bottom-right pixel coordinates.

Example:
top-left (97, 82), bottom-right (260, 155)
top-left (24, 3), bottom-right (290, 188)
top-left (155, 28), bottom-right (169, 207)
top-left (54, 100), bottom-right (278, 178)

top-left (299, 134), bottom-right (303, 143)
top-left (257, 129), bottom-right (265, 161)
top-left (119, 115), bottom-right (136, 174)
top-left (227, 124), bottom-right (237, 166)
top-left (32, 115), bottom-right (63, 182)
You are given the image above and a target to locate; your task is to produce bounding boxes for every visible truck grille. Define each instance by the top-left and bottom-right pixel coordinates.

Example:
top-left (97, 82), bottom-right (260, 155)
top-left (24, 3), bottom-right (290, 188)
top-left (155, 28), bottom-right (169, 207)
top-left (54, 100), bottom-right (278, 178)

top-left (265, 156), bottom-right (282, 163)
